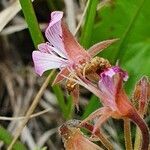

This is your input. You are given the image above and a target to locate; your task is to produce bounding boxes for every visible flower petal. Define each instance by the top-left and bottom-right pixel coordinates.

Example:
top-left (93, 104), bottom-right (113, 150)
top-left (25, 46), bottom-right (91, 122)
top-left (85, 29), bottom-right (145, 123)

top-left (98, 66), bottom-right (128, 109)
top-left (100, 66), bottom-right (128, 81)
top-left (87, 39), bottom-right (118, 57)
top-left (46, 42), bottom-right (68, 58)
top-left (38, 43), bottom-right (68, 61)
top-left (38, 43), bottom-right (50, 53)
top-left (64, 128), bottom-right (102, 150)
top-left (32, 51), bottom-right (68, 76)
top-left (115, 75), bottom-right (133, 115)
top-left (46, 11), bottom-right (90, 64)
top-left (45, 11), bottom-right (68, 58)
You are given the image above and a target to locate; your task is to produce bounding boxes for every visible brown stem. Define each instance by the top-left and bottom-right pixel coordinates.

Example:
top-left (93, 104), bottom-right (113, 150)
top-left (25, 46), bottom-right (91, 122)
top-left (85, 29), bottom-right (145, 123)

top-left (128, 110), bottom-right (149, 150)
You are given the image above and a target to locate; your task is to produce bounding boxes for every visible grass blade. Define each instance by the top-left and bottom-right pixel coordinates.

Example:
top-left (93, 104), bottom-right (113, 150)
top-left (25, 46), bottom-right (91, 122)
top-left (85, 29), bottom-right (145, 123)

top-left (80, 0), bottom-right (99, 48)
top-left (19, 0), bottom-right (44, 48)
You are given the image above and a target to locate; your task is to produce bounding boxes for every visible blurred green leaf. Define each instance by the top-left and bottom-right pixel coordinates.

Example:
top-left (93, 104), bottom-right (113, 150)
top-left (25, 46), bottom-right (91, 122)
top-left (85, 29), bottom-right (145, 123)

top-left (82, 95), bottom-right (101, 119)
top-left (0, 126), bottom-right (27, 150)
top-left (90, 0), bottom-right (150, 93)
top-left (54, 87), bottom-right (73, 120)
top-left (65, 95), bottom-right (73, 120)
top-left (52, 85), bottom-right (68, 118)
top-left (123, 41), bottom-right (150, 93)
top-left (19, 0), bottom-right (44, 48)
top-left (46, 0), bottom-right (64, 11)
top-left (34, 146), bottom-right (47, 150)
top-left (80, 0), bottom-right (99, 48)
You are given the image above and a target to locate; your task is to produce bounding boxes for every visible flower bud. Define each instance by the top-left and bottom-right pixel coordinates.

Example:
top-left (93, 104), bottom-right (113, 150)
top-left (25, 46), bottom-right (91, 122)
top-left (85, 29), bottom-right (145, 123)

top-left (133, 76), bottom-right (150, 116)
top-left (59, 120), bottom-right (102, 150)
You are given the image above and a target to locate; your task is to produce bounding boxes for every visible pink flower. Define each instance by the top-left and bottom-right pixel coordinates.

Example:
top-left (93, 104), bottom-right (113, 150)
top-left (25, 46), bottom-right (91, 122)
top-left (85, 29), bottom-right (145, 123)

top-left (32, 11), bottom-right (117, 84)
top-left (98, 66), bottom-right (129, 112)
top-left (73, 66), bottom-right (149, 149)
top-left (75, 66), bottom-right (132, 130)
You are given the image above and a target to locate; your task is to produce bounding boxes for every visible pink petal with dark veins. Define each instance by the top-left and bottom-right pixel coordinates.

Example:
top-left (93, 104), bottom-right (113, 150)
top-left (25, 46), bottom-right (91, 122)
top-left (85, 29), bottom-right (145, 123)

top-left (32, 51), bottom-right (68, 76)
top-left (45, 11), bottom-right (68, 58)
top-left (98, 66), bottom-right (128, 110)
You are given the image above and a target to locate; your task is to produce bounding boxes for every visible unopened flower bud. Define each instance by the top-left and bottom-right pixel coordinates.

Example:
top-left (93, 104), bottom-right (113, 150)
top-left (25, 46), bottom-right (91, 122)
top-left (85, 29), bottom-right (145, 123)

top-left (133, 76), bottom-right (150, 116)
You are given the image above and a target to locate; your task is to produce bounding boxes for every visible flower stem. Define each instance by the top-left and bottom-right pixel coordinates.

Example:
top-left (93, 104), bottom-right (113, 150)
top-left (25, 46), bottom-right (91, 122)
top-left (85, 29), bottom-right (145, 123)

top-left (19, 0), bottom-right (44, 48)
top-left (124, 118), bottom-right (133, 150)
top-left (134, 127), bottom-right (141, 150)
top-left (128, 110), bottom-right (149, 150)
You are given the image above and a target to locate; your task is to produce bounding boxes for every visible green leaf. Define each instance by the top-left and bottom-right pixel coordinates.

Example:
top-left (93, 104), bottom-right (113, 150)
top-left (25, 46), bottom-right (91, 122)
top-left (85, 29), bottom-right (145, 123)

top-left (19, 0), bottom-right (44, 48)
top-left (82, 95), bottom-right (101, 119)
top-left (52, 85), bottom-right (74, 120)
top-left (80, 0), bottom-right (99, 48)
top-left (52, 85), bottom-right (67, 118)
top-left (90, 0), bottom-right (150, 93)
top-left (122, 41), bottom-right (150, 93)
top-left (65, 95), bottom-right (73, 120)
top-left (0, 125), bottom-right (27, 150)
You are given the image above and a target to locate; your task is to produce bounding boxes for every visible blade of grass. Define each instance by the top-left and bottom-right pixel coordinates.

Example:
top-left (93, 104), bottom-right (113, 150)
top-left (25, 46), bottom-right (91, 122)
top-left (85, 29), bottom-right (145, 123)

top-left (8, 71), bottom-right (55, 150)
top-left (52, 85), bottom-right (73, 120)
top-left (52, 85), bottom-right (68, 119)
top-left (80, 0), bottom-right (99, 48)
top-left (0, 126), bottom-right (27, 150)
top-left (65, 95), bottom-right (73, 119)
top-left (73, 0), bottom-right (90, 36)
top-left (1, 0), bottom-right (45, 149)
top-left (19, 0), bottom-right (44, 48)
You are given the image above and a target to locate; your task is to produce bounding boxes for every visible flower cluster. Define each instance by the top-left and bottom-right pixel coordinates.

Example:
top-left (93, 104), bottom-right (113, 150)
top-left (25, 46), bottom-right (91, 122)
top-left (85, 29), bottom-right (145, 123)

top-left (32, 11), bottom-right (150, 150)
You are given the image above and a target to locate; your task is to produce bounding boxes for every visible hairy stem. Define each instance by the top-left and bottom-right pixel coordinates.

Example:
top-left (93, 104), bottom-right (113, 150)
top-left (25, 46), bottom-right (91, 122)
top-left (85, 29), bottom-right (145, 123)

top-left (134, 127), bottom-right (141, 150)
top-left (124, 118), bottom-right (133, 150)
top-left (128, 110), bottom-right (149, 150)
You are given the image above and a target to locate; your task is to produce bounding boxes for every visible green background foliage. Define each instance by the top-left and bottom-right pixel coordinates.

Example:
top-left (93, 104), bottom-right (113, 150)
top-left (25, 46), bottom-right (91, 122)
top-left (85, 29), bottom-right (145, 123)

top-left (90, 0), bottom-right (150, 93)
